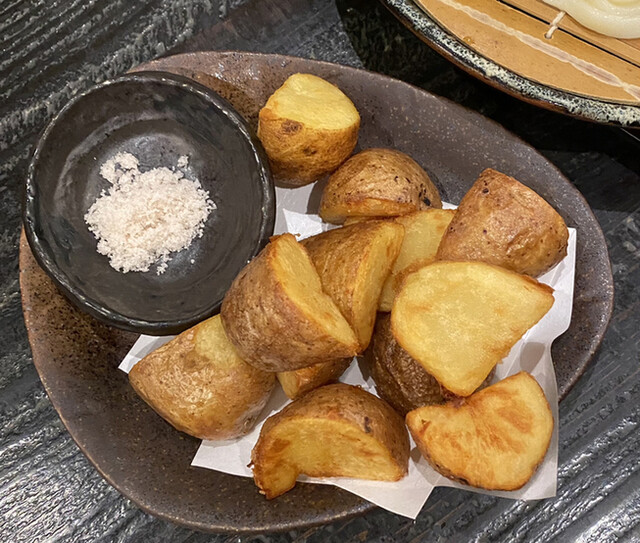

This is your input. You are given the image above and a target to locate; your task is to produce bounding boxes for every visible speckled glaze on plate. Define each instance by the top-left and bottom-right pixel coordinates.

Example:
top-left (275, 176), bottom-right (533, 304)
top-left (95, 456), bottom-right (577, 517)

top-left (20, 51), bottom-right (613, 533)
top-left (381, 0), bottom-right (640, 127)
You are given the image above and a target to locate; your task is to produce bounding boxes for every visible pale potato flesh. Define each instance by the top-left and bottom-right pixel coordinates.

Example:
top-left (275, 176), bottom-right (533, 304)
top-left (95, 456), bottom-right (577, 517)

top-left (254, 418), bottom-right (404, 498)
top-left (303, 221), bottom-right (404, 350)
top-left (220, 234), bottom-right (359, 372)
top-left (265, 73), bottom-right (359, 130)
top-left (391, 261), bottom-right (554, 397)
top-left (379, 209), bottom-right (455, 311)
top-left (277, 357), bottom-right (352, 400)
top-left (406, 372), bottom-right (554, 490)
top-left (251, 383), bottom-right (410, 498)
top-left (274, 234), bottom-right (357, 348)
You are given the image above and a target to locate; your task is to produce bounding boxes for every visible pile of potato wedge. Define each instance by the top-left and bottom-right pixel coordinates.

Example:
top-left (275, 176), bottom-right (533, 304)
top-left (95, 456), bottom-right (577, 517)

top-left (129, 73), bottom-right (569, 500)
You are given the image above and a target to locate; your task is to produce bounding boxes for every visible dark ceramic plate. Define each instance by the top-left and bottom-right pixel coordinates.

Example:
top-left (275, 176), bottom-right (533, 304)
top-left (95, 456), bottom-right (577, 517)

top-left (20, 51), bottom-right (614, 533)
top-left (381, 0), bottom-right (640, 127)
top-left (23, 71), bottom-right (274, 335)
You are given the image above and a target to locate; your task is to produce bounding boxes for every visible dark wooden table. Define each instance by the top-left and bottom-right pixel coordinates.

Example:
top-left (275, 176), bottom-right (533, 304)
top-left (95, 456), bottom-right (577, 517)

top-left (2, 1), bottom-right (639, 541)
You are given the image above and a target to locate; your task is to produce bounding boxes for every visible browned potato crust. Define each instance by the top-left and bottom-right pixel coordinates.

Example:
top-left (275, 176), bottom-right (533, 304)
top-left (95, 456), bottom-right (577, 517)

top-left (277, 358), bottom-right (352, 400)
top-left (302, 221), bottom-right (404, 350)
top-left (220, 234), bottom-right (359, 372)
top-left (369, 313), bottom-right (445, 415)
top-left (129, 315), bottom-right (275, 440)
top-left (251, 383), bottom-right (410, 498)
top-left (406, 372), bottom-right (554, 491)
top-left (319, 149), bottom-right (442, 224)
top-left (437, 169), bottom-right (569, 277)
top-left (258, 73), bottom-right (360, 185)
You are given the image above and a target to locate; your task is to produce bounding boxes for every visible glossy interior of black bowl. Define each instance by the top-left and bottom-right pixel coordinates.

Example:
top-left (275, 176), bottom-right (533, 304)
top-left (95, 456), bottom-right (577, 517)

top-left (24, 72), bottom-right (274, 334)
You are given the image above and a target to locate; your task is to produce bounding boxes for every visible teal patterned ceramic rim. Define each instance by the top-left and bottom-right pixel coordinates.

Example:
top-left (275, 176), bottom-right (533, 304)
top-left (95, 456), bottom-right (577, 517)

top-left (381, 0), bottom-right (640, 127)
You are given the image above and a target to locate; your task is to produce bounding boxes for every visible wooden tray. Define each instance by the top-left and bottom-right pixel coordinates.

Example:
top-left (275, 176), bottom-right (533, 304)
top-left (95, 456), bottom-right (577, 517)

top-left (383, 0), bottom-right (640, 126)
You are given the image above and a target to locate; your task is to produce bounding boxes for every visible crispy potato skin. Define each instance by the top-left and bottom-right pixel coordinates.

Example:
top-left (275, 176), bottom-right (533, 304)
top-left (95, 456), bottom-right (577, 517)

top-left (220, 234), bottom-right (358, 372)
top-left (258, 75), bottom-right (360, 186)
top-left (129, 315), bottom-right (275, 440)
top-left (302, 221), bottom-right (404, 350)
top-left (277, 358), bottom-right (352, 400)
top-left (437, 169), bottom-right (569, 277)
top-left (406, 372), bottom-right (554, 491)
top-left (369, 314), bottom-right (496, 415)
top-left (252, 383), bottom-right (410, 498)
top-left (391, 261), bottom-right (554, 397)
top-left (319, 149), bottom-right (443, 224)
top-left (369, 314), bottom-right (445, 415)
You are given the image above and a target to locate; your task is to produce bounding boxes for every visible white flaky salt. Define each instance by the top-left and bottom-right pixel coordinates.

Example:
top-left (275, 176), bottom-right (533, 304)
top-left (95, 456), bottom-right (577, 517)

top-left (85, 152), bottom-right (215, 274)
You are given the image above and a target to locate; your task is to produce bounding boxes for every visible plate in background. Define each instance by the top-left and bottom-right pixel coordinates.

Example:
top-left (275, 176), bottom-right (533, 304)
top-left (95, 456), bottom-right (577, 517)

top-left (20, 51), bottom-right (613, 533)
top-left (382, 0), bottom-right (640, 127)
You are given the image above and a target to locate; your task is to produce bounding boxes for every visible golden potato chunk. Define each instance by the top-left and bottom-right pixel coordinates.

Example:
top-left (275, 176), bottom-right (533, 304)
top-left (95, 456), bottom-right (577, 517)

top-left (258, 73), bottom-right (360, 185)
top-left (277, 358), bottom-right (352, 400)
top-left (319, 148), bottom-right (442, 224)
top-left (251, 383), bottom-right (410, 498)
top-left (369, 313), bottom-right (446, 415)
top-left (129, 315), bottom-right (275, 440)
top-left (437, 169), bottom-right (569, 277)
top-left (369, 314), bottom-right (495, 415)
top-left (379, 209), bottom-right (455, 312)
top-left (391, 261), bottom-right (554, 397)
top-left (406, 372), bottom-right (554, 491)
top-left (221, 233), bottom-right (359, 372)
top-left (302, 221), bottom-right (404, 350)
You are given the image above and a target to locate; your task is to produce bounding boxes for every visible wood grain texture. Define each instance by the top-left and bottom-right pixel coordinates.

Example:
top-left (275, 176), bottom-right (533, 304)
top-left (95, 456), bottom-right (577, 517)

top-left (415, 0), bottom-right (640, 103)
top-left (3, 0), bottom-right (640, 541)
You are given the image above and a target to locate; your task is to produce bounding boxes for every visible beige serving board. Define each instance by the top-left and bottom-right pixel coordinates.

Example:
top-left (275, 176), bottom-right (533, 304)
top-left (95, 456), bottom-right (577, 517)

top-left (415, 0), bottom-right (640, 104)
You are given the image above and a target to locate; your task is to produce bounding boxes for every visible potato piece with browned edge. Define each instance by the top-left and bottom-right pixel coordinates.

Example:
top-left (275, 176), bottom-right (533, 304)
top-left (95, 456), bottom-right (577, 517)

top-left (220, 233), bottom-right (359, 372)
top-left (369, 313), bottom-right (445, 415)
top-left (277, 358), bottom-right (352, 400)
top-left (258, 73), bottom-right (360, 186)
top-left (251, 383), bottom-right (410, 499)
top-left (368, 313), bottom-right (497, 416)
top-left (319, 149), bottom-right (442, 224)
top-left (406, 372), bottom-right (554, 491)
top-left (391, 261), bottom-right (554, 397)
top-left (129, 315), bottom-right (275, 441)
top-left (302, 221), bottom-right (404, 350)
top-left (437, 169), bottom-right (569, 277)
top-left (379, 209), bottom-right (455, 312)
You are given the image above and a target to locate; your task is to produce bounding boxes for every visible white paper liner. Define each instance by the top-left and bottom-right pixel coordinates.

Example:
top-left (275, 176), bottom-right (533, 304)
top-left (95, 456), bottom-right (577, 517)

top-left (119, 187), bottom-right (576, 519)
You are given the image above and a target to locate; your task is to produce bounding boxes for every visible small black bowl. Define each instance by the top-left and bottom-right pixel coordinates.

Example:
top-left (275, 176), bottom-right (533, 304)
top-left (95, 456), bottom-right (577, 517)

top-left (23, 71), bottom-right (275, 335)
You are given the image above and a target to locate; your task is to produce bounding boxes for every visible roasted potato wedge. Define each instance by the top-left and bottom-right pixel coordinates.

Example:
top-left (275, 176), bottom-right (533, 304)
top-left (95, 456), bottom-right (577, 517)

top-left (379, 209), bottom-right (455, 311)
top-left (391, 261), bottom-right (554, 397)
top-left (369, 313), bottom-right (495, 415)
top-left (258, 73), bottom-right (360, 185)
top-left (277, 358), bottom-right (353, 400)
top-left (437, 169), bottom-right (569, 277)
top-left (369, 313), bottom-right (446, 415)
top-left (251, 383), bottom-right (410, 498)
top-left (406, 372), bottom-right (554, 491)
top-left (319, 148), bottom-right (442, 224)
top-left (129, 315), bottom-right (275, 440)
top-left (221, 233), bottom-right (359, 372)
top-left (302, 221), bottom-right (404, 350)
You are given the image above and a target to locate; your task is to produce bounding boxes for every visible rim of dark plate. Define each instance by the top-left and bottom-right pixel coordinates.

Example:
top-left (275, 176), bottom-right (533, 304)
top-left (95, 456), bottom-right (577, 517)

top-left (380, 0), bottom-right (640, 128)
top-left (22, 71), bottom-right (275, 335)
